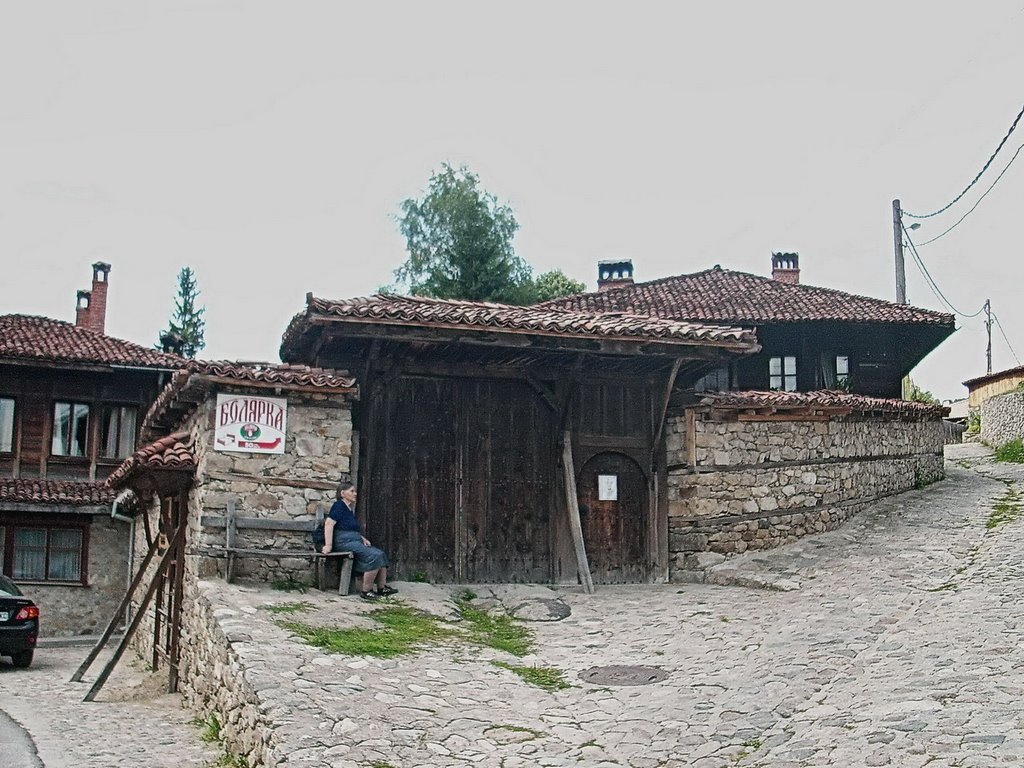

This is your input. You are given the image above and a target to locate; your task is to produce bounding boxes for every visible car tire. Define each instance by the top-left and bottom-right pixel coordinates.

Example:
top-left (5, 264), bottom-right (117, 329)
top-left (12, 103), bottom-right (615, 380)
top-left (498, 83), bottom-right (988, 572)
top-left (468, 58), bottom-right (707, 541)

top-left (11, 650), bottom-right (33, 668)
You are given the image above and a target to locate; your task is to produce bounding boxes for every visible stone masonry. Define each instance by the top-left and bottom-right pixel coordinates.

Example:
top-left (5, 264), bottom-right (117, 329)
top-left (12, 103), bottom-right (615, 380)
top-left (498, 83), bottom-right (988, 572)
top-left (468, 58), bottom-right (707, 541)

top-left (666, 407), bottom-right (945, 578)
top-left (980, 391), bottom-right (1024, 447)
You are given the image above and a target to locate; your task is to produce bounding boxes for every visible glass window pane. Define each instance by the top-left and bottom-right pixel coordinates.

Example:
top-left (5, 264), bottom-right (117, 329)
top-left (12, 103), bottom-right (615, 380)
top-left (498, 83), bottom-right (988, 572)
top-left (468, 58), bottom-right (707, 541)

top-left (101, 409), bottom-right (118, 457)
top-left (784, 375), bottom-right (797, 392)
top-left (784, 356), bottom-right (797, 375)
top-left (118, 408), bottom-right (136, 457)
top-left (48, 529), bottom-right (82, 581)
top-left (836, 356), bottom-right (849, 376)
top-left (71, 405), bottom-right (89, 457)
top-left (0, 398), bottom-right (13, 452)
top-left (769, 375), bottom-right (782, 390)
top-left (53, 402), bottom-right (71, 455)
top-left (769, 357), bottom-right (782, 376)
top-left (13, 529), bottom-right (46, 580)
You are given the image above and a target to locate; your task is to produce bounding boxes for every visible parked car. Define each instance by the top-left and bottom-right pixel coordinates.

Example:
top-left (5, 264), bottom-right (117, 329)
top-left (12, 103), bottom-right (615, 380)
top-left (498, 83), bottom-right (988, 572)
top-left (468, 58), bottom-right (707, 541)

top-left (0, 575), bottom-right (38, 668)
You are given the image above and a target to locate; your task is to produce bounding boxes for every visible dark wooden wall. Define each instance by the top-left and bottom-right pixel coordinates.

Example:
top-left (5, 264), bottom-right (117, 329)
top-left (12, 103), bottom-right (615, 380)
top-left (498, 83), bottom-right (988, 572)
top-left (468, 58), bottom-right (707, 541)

top-left (0, 365), bottom-right (165, 482)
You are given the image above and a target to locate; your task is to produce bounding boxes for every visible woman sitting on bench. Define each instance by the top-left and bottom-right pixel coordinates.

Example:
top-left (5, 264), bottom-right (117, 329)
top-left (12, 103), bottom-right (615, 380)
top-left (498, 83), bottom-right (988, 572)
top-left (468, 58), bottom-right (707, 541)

top-left (321, 482), bottom-right (397, 601)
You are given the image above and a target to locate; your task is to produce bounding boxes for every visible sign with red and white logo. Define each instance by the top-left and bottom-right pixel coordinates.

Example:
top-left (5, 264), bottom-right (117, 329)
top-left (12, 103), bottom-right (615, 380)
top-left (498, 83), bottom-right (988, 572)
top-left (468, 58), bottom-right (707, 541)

top-left (214, 394), bottom-right (287, 454)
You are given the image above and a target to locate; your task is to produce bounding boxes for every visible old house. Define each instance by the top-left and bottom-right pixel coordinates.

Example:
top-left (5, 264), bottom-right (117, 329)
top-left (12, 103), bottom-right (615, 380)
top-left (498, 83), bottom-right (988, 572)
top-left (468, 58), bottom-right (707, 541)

top-left (963, 366), bottom-right (1024, 413)
top-left (0, 263), bottom-right (183, 634)
top-left (543, 254), bottom-right (956, 398)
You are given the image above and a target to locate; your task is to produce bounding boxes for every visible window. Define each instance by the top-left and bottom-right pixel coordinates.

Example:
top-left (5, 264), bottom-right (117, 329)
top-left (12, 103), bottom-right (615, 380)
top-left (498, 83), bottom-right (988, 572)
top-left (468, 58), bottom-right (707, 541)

top-left (836, 356), bottom-right (850, 387)
top-left (694, 367), bottom-right (731, 392)
top-left (769, 356), bottom-right (797, 391)
top-left (101, 406), bottom-right (137, 459)
top-left (0, 397), bottom-right (13, 453)
top-left (5, 525), bottom-right (85, 583)
top-left (52, 402), bottom-right (90, 457)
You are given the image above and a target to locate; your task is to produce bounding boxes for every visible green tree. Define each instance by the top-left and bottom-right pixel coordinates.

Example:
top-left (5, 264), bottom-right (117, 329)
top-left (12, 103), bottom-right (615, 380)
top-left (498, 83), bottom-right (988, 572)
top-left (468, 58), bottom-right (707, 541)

top-left (159, 267), bottom-right (206, 358)
top-left (394, 164), bottom-right (582, 304)
top-left (906, 378), bottom-right (939, 405)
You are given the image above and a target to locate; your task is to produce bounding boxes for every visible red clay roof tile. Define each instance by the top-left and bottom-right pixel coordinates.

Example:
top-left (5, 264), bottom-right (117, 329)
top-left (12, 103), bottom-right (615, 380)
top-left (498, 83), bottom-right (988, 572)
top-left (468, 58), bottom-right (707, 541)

top-left (698, 389), bottom-right (949, 417)
top-left (539, 267), bottom-right (955, 326)
top-left (0, 478), bottom-right (116, 506)
top-left (0, 314), bottom-right (185, 369)
top-left (106, 431), bottom-right (195, 489)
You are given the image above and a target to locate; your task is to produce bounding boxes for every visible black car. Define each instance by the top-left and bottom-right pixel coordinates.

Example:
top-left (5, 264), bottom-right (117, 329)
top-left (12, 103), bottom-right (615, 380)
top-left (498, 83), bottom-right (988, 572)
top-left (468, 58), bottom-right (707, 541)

top-left (0, 575), bottom-right (38, 668)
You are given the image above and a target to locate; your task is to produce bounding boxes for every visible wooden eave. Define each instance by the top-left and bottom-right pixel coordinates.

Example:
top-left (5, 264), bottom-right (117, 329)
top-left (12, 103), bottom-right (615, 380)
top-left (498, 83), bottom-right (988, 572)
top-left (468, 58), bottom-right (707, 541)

top-left (710, 404), bottom-right (854, 422)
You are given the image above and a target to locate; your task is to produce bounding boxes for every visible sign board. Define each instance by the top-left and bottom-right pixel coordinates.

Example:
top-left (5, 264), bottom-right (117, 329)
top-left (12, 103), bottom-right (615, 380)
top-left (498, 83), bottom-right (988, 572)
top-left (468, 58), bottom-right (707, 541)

top-left (598, 474), bottom-right (618, 501)
top-left (214, 394), bottom-right (287, 454)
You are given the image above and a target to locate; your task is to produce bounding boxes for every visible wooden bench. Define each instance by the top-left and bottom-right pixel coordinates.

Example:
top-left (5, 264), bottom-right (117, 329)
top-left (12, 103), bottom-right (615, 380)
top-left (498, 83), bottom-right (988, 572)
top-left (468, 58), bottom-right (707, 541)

top-left (200, 499), bottom-right (355, 594)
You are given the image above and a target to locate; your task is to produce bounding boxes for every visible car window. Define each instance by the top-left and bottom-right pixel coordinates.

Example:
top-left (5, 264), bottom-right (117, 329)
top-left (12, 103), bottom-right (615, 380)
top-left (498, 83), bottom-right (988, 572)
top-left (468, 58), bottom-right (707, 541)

top-left (0, 575), bottom-right (22, 596)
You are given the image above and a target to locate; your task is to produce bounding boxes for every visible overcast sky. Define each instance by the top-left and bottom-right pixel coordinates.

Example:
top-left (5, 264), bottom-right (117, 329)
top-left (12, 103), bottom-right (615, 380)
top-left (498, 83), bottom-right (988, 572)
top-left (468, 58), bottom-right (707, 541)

top-left (2, 1), bottom-right (1022, 401)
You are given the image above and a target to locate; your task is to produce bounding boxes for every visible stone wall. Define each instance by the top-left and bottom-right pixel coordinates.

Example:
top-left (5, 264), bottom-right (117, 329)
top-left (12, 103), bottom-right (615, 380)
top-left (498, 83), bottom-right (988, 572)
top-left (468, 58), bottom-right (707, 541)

top-left (981, 391), bottom-right (1024, 447)
top-left (665, 407), bottom-right (945, 578)
top-left (33, 515), bottom-right (129, 636)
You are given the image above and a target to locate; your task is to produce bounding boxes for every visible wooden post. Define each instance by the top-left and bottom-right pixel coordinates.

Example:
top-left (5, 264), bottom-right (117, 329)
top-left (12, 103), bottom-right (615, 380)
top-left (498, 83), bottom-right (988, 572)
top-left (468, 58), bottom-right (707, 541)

top-left (225, 498), bottom-right (237, 583)
top-left (561, 430), bottom-right (594, 594)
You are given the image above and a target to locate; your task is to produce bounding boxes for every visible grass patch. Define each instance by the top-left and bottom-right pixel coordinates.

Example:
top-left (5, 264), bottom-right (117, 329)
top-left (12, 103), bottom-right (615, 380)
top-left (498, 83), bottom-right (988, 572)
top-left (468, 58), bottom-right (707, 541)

top-left (986, 486), bottom-right (1024, 529)
top-left (483, 724), bottom-right (544, 740)
top-left (456, 598), bottom-right (533, 656)
top-left (264, 601), bottom-right (316, 615)
top-left (270, 575), bottom-right (308, 593)
top-left (279, 604), bottom-right (454, 658)
top-left (213, 753), bottom-right (247, 768)
top-left (924, 581), bottom-right (958, 592)
top-left (492, 661), bottom-right (570, 692)
top-left (995, 439), bottom-right (1024, 464)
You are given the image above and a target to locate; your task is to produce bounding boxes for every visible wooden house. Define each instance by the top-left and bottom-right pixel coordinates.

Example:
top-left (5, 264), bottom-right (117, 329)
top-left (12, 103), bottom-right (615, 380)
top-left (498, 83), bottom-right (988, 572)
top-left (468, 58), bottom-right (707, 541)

top-left (0, 263), bottom-right (183, 634)
top-left (280, 293), bottom-right (759, 586)
top-left (543, 254), bottom-right (956, 398)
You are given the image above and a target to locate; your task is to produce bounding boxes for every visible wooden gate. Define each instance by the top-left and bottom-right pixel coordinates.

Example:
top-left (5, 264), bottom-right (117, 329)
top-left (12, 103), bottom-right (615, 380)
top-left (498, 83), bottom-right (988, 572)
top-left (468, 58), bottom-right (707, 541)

top-left (576, 451), bottom-right (647, 583)
top-left (366, 375), bottom-right (557, 583)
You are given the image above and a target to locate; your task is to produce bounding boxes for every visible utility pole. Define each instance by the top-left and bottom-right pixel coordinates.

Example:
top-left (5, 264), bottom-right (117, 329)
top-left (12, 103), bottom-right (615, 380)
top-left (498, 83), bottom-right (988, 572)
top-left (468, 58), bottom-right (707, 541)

top-left (892, 199), bottom-right (907, 304)
top-left (984, 299), bottom-right (993, 374)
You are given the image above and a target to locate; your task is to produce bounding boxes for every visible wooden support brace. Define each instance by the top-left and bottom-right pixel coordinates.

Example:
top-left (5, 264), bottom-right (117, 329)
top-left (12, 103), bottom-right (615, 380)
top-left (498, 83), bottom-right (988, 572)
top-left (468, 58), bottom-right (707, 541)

top-left (562, 429), bottom-right (594, 594)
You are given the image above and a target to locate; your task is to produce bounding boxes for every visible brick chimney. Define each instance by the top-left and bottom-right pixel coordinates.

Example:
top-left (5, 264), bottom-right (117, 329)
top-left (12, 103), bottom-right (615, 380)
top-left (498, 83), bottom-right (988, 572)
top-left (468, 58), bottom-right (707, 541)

top-left (771, 252), bottom-right (800, 284)
top-left (74, 262), bottom-right (112, 334)
top-left (597, 259), bottom-right (635, 291)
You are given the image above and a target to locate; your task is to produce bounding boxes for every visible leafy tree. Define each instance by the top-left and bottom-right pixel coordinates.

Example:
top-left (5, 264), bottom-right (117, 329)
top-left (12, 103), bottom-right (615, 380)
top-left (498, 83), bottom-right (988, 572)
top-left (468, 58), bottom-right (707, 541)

top-left (906, 378), bottom-right (939, 405)
top-left (394, 164), bottom-right (582, 304)
top-left (528, 269), bottom-right (587, 303)
top-left (159, 267), bottom-right (206, 358)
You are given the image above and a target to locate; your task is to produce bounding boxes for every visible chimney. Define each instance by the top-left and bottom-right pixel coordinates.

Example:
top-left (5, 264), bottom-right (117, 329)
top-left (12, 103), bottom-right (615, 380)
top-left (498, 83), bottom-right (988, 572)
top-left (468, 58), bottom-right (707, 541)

top-left (74, 262), bottom-right (112, 334)
top-left (771, 252), bottom-right (800, 284)
top-left (597, 259), bottom-right (635, 291)
top-left (75, 290), bottom-right (92, 328)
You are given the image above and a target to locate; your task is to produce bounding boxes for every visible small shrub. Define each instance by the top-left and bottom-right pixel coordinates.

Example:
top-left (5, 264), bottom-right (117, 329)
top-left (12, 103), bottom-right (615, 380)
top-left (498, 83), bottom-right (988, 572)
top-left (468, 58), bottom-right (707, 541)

top-left (192, 713), bottom-right (222, 743)
top-left (995, 439), bottom-right (1024, 464)
top-left (409, 571), bottom-right (430, 583)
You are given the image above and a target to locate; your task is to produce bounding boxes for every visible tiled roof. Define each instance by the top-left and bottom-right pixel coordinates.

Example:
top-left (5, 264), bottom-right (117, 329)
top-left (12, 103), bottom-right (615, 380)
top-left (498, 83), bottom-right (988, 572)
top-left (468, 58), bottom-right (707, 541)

top-left (698, 390), bottom-right (949, 417)
top-left (539, 267), bottom-right (956, 326)
top-left (106, 432), bottom-right (195, 489)
top-left (280, 293), bottom-right (759, 358)
top-left (963, 365), bottom-right (1024, 388)
top-left (0, 314), bottom-right (185, 369)
top-left (141, 360), bottom-right (357, 438)
top-left (0, 478), bottom-right (116, 506)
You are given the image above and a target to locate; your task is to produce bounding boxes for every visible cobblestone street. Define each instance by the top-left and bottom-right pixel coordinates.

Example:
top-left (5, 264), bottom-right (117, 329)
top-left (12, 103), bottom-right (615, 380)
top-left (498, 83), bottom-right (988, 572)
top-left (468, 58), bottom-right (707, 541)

top-left (3, 444), bottom-right (1022, 767)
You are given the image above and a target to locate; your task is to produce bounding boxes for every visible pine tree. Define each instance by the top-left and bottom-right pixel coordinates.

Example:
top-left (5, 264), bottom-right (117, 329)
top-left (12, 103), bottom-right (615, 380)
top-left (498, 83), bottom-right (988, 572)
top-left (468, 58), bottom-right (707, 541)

top-left (159, 267), bottom-right (206, 358)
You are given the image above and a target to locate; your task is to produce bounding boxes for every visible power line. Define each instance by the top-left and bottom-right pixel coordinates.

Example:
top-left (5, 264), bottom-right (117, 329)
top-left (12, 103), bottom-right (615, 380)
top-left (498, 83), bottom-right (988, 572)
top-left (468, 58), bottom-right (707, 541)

top-left (902, 226), bottom-right (987, 318)
top-left (993, 313), bottom-right (1022, 366)
top-left (904, 102), bottom-right (1024, 219)
top-left (916, 140), bottom-right (1024, 246)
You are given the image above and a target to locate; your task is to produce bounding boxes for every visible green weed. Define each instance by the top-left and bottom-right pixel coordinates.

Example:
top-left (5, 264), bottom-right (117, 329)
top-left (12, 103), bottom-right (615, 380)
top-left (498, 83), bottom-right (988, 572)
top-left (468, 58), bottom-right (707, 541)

top-left (456, 599), bottom-right (533, 656)
top-left (986, 486), bottom-right (1023, 529)
top-left (280, 604), bottom-right (454, 658)
top-left (270, 575), bottom-right (308, 593)
top-left (264, 601), bottom-right (316, 615)
top-left (492, 661), bottom-right (570, 692)
top-left (483, 724), bottom-right (544, 740)
top-left (995, 439), bottom-right (1024, 464)
top-left (193, 713), bottom-right (222, 743)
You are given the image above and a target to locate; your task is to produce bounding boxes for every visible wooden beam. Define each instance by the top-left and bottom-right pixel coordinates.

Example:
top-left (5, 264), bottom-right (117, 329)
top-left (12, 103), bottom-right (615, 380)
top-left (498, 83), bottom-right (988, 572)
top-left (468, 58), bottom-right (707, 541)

top-left (205, 471), bottom-right (336, 491)
top-left (650, 359), bottom-right (682, 457)
top-left (561, 430), bottom-right (594, 594)
top-left (524, 374), bottom-right (559, 411)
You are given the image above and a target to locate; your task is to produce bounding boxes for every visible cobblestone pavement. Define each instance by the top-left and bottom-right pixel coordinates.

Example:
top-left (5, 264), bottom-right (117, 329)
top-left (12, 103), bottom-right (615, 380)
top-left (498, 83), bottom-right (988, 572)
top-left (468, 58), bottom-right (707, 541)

top-left (4, 443), bottom-right (1023, 768)
top-left (190, 444), bottom-right (1023, 768)
top-left (0, 645), bottom-right (220, 767)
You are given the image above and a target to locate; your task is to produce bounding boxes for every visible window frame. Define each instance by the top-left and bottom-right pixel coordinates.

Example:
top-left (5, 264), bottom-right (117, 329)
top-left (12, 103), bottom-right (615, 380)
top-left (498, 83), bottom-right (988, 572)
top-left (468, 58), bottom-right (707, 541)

top-left (1, 517), bottom-right (90, 586)
top-left (51, 401), bottom-right (91, 458)
top-left (0, 396), bottom-right (14, 454)
top-left (835, 355), bottom-right (850, 387)
top-left (769, 355), bottom-right (798, 392)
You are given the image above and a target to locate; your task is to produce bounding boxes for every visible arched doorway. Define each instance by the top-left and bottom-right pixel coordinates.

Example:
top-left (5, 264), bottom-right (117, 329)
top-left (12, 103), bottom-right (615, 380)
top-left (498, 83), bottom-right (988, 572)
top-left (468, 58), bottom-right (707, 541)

top-left (576, 451), bottom-right (648, 583)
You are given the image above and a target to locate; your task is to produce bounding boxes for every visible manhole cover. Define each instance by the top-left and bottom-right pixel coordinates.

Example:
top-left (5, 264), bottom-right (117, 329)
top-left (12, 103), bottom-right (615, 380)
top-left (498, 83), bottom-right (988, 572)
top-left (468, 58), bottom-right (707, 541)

top-left (579, 665), bottom-right (669, 686)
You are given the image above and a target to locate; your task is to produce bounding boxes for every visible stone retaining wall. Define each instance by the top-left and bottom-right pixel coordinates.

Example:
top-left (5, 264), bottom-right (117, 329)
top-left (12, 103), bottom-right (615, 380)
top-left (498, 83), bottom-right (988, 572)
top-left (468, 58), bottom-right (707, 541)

top-left (665, 407), bottom-right (945, 577)
top-left (980, 391), bottom-right (1024, 447)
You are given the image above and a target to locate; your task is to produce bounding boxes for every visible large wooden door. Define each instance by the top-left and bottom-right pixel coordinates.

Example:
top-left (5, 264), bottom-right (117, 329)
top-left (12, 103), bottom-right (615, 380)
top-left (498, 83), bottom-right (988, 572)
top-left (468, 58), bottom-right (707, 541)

top-left (577, 451), bottom-right (648, 583)
top-left (367, 376), bottom-right (556, 583)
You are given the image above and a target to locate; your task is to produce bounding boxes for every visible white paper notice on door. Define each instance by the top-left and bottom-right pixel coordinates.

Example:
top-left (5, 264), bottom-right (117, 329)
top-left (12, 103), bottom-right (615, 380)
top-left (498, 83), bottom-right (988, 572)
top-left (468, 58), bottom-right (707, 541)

top-left (598, 474), bottom-right (618, 501)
